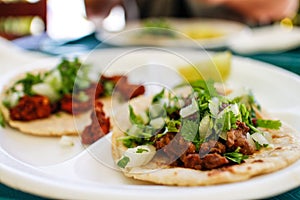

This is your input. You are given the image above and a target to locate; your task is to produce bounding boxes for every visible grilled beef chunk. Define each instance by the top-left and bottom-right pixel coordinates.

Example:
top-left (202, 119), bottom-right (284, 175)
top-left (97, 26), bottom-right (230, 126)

top-left (155, 133), bottom-right (230, 170)
top-left (10, 95), bottom-right (52, 121)
top-left (202, 153), bottom-right (229, 169)
top-left (227, 121), bottom-right (255, 155)
top-left (60, 94), bottom-right (92, 115)
top-left (81, 100), bottom-right (110, 144)
top-left (181, 153), bottom-right (203, 170)
top-left (199, 140), bottom-right (226, 157)
top-left (84, 82), bottom-right (104, 99)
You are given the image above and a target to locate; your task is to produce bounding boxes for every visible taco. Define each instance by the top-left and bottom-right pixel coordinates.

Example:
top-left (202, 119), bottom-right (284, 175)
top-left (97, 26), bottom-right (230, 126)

top-left (112, 81), bottom-right (300, 186)
top-left (0, 58), bottom-right (145, 138)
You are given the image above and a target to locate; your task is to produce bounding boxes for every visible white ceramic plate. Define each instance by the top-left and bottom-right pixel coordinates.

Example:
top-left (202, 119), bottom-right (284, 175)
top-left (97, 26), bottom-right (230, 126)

top-left (1, 48), bottom-right (300, 200)
top-left (97, 18), bottom-right (248, 49)
top-left (229, 25), bottom-right (300, 54)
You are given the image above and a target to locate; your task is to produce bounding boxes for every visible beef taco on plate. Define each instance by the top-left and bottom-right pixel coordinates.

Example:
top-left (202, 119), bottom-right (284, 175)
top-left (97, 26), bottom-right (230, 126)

top-left (0, 58), bottom-right (145, 138)
top-left (112, 81), bottom-right (300, 186)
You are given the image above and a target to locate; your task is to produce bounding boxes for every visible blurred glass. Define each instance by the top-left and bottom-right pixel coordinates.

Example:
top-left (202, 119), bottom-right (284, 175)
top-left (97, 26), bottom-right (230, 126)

top-left (46, 0), bottom-right (94, 40)
top-left (84, 0), bottom-right (125, 32)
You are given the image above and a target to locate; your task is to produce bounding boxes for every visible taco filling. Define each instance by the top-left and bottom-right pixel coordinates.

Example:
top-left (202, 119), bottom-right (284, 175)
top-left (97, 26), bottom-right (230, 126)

top-left (115, 80), bottom-right (283, 171)
top-left (0, 58), bottom-right (145, 137)
top-left (2, 58), bottom-right (145, 122)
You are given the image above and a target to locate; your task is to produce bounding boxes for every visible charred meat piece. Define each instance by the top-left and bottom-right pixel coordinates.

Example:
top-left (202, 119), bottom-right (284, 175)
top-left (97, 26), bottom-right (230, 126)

top-left (199, 140), bottom-right (226, 157)
top-left (9, 95), bottom-right (52, 121)
top-left (202, 153), bottom-right (229, 170)
top-left (60, 94), bottom-right (92, 115)
top-left (81, 100), bottom-right (110, 144)
top-left (115, 76), bottom-right (145, 100)
top-left (84, 82), bottom-right (104, 99)
top-left (100, 75), bottom-right (123, 84)
top-left (227, 121), bottom-right (255, 155)
top-left (181, 153), bottom-right (203, 170)
top-left (100, 75), bottom-right (145, 100)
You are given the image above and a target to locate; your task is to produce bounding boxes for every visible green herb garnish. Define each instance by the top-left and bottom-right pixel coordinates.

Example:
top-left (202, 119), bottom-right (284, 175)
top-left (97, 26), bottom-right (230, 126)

top-left (0, 110), bottom-right (5, 128)
top-left (117, 156), bottom-right (130, 168)
top-left (224, 147), bottom-right (249, 164)
top-left (256, 119), bottom-right (281, 130)
top-left (152, 89), bottom-right (165, 103)
top-left (180, 115), bottom-right (200, 142)
top-left (136, 148), bottom-right (149, 153)
top-left (129, 105), bottom-right (144, 125)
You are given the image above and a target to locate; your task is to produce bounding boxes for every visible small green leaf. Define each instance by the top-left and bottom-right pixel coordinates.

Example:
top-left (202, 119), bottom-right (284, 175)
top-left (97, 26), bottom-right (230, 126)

top-left (0, 110), bottom-right (5, 128)
top-left (117, 156), bottom-right (130, 168)
top-left (256, 119), bottom-right (281, 130)
top-left (129, 105), bottom-right (144, 125)
top-left (224, 147), bottom-right (249, 164)
top-left (166, 119), bottom-right (180, 132)
top-left (180, 117), bottom-right (200, 142)
top-left (152, 89), bottom-right (165, 103)
top-left (103, 81), bottom-right (115, 96)
top-left (136, 148), bottom-right (149, 153)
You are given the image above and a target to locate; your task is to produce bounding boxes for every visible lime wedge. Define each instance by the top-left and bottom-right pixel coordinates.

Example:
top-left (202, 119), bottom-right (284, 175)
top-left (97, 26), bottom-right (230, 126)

top-left (177, 51), bottom-right (232, 83)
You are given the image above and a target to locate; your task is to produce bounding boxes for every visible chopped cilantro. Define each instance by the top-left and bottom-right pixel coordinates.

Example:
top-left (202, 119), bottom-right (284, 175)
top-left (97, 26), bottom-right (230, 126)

top-left (166, 119), bottom-right (180, 132)
top-left (136, 148), bottom-right (149, 153)
top-left (0, 110), bottom-right (5, 128)
top-left (152, 89), bottom-right (165, 103)
top-left (15, 73), bottom-right (43, 96)
top-left (190, 79), bottom-right (218, 98)
top-left (224, 147), bottom-right (249, 164)
top-left (256, 119), bottom-right (281, 130)
top-left (103, 81), bottom-right (115, 96)
top-left (117, 156), bottom-right (130, 168)
top-left (129, 105), bottom-right (144, 125)
top-left (57, 58), bottom-right (91, 95)
top-left (180, 115), bottom-right (200, 142)
top-left (118, 136), bottom-right (135, 148)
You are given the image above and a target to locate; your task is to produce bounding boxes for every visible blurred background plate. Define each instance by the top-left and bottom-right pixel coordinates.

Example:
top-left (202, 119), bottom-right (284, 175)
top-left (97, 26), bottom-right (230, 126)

top-left (96, 18), bottom-right (248, 49)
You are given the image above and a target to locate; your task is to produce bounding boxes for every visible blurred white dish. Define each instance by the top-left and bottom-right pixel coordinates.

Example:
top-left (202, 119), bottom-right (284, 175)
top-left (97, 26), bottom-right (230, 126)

top-left (229, 24), bottom-right (300, 54)
top-left (96, 18), bottom-right (248, 49)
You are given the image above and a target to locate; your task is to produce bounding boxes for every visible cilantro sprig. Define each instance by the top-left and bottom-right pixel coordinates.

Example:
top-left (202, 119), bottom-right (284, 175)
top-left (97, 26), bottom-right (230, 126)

top-left (0, 110), bottom-right (5, 128)
top-left (256, 119), bottom-right (281, 130)
top-left (224, 147), bottom-right (249, 164)
top-left (117, 156), bottom-right (130, 168)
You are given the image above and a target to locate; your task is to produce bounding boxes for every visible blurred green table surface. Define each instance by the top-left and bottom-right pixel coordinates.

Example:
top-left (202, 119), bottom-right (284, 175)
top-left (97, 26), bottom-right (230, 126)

top-left (1, 32), bottom-right (299, 200)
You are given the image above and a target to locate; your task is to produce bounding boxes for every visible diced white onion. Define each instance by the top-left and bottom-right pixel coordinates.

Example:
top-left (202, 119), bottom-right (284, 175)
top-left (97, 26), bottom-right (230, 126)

top-left (44, 70), bottom-right (62, 90)
top-left (32, 83), bottom-right (60, 102)
top-left (199, 115), bottom-right (211, 138)
top-left (208, 97), bottom-right (219, 116)
top-left (150, 117), bottom-right (165, 130)
top-left (180, 98), bottom-right (199, 118)
top-left (123, 145), bottom-right (156, 168)
top-left (262, 131), bottom-right (273, 143)
top-left (251, 132), bottom-right (270, 146)
top-left (219, 131), bottom-right (227, 140)
top-left (59, 136), bottom-right (74, 147)
top-left (246, 132), bottom-right (256, 148)
top-left (5, 91), bottom-right (23, 108)
top-left (149, 104), bottom-right (165, 118)
top-left (127, 124), bottom-right (141, 136)
top-left (230, 103), bottom-right (240, 116)
top-left (139, 111), bottom-right (149, 124)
